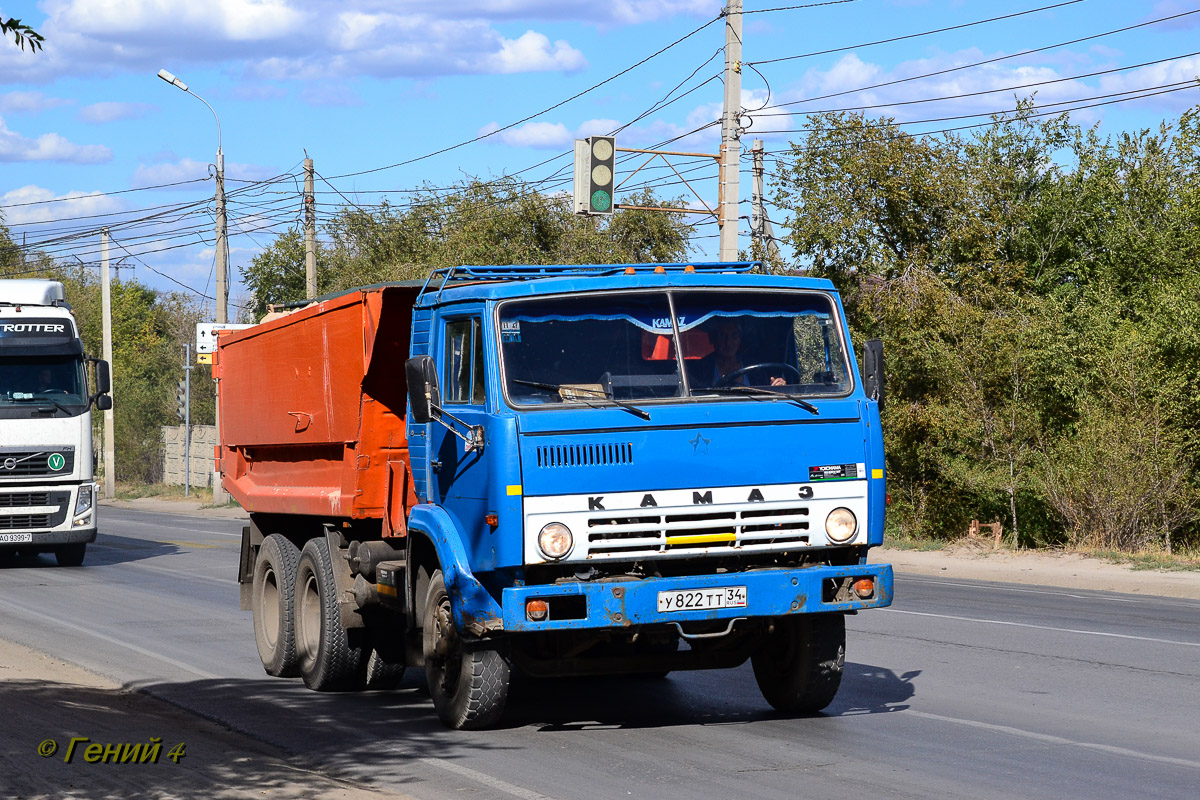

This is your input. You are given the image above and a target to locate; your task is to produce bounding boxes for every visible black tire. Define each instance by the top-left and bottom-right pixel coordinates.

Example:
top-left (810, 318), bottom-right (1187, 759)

top-left (252, 534), bottom-right (301, 677)
top-left (294, 537), bottom-right (360, 691)
top-left (423, 570), bottom-right (510, 729)
top-left (54, 543), bottom-right (86, 567)
top-left (360, 647), bottom-right (407, 690)
top-left (751, 613), bottom-right (845, 714)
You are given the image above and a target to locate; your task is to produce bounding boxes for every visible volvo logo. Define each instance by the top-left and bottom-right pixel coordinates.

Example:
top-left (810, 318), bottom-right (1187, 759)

top-left (1, 458), bottom-right (14, 470)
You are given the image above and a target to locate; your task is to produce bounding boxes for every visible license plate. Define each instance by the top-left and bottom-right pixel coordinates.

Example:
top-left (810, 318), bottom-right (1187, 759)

top-left (657, 586), bottom-right (747, 613)
top-left (0, 532), bottom-right (34, 544)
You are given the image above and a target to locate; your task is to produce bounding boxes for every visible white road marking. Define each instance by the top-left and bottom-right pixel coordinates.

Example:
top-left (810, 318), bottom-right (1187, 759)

top-left (0, 595), bottom-right (219, 679)
top-left (907, 709), bottom-right (1200, 770)
top-left (883, 608), bottom-right (1200, 647)
top-left (418, 757), bottom-right (559, 800)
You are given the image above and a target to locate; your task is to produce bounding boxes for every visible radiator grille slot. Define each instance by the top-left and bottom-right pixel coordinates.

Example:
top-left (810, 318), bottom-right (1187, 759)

top-left (536, 442), bottom-right (633, 468)
top-left (0, 492), bottom-right (50, 507)
top-left (0, 514), bottom-right (50, 530)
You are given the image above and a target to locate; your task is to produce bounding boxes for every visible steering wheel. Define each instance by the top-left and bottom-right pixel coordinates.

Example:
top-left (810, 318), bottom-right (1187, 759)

top-left (716, 362), bottom-right (802, 388)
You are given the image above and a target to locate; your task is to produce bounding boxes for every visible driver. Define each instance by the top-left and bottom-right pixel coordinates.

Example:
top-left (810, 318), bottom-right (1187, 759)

top-left (690, 318), bottom-right (785, 388)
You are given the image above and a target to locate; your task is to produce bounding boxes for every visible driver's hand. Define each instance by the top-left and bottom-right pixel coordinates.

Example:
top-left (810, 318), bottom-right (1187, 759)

top-left (770, 376), bottom-right (786, 387)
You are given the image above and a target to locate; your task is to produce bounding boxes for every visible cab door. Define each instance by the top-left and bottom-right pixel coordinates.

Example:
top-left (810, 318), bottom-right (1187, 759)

top-left (430, 315), bottom-right (492, 561)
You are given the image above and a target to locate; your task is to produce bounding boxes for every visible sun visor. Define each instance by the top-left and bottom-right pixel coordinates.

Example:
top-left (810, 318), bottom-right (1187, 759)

top-left (0, 340), bottom-right (84, 357)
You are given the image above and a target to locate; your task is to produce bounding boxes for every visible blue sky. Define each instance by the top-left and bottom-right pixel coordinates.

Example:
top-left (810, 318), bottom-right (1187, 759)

top-left (2, 0), bottom-right (1198, 319)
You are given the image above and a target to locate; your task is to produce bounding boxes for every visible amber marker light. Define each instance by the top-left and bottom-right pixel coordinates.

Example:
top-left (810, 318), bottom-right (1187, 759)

top-left (526, 599), bottom-right (549, 621)
top-left (485, 512), bottom-right (499, 527)
top-left (853, 578), bottom-right (875, 599)
top-left (654, 265), bottom-right (666, 273)
top-left (624, 267), bottom-right (637, 274)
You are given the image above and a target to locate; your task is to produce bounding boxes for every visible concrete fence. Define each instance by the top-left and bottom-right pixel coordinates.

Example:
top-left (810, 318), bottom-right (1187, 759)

top-left (161, 425), bottom-right (217, 488)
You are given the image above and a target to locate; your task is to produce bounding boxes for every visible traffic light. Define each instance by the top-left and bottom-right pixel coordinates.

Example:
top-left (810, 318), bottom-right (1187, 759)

top-left (573, 136), bottom-right (616, 215)
top-left (175, 380), bottom-right (186, 423)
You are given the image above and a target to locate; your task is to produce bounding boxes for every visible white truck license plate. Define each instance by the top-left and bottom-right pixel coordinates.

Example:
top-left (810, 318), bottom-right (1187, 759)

top-left (0, 533), bottom-right (34, 544)
top-left (657, 586), bottom-right (747, 613)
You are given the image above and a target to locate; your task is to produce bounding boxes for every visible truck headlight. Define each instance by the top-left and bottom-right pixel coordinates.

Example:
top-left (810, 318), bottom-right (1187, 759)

top-left (825, 507), bottom-right (857, 543)
top-left (74, 484), bottom-right (94, 516)
top-left (538, 522), bottom-right (574, 560)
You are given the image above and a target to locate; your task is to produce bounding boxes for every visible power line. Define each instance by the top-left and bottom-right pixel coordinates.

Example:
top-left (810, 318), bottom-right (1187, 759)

top-left (758, 7), bottom-right (1200, 110)
top-left (747, 0), bottom-right (1087, 65)
top-left (749, 50), bottom-right (1200, 118)
top-left (323, 14), bottom-right (724, 181)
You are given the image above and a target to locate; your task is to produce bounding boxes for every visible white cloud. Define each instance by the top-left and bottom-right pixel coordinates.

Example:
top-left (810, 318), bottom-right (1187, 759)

top-left (484, 31), bottom-right (587, 74)
top-left (477, 118), bottom-right (625, 149)
top-left (0, 185), bottom-right (124, 225)
top-left (11, 1), bottom-right (596, 82)
top-left (0, 92), bottom-right (73, 114)
top-left (77, 102), bottom-right (156, 123)
top-left (132, 156), bottom-right (281, 187)
top-left (0, 116), bottom-right (111, 163)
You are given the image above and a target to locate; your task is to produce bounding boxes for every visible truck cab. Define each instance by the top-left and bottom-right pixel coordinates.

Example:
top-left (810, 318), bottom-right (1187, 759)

top-left (403, 263), bottom-right (892, 725)
top-left (0, 279), bottom-right (112, 566)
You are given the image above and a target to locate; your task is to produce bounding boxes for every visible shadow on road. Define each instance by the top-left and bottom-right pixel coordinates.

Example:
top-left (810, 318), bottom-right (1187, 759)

top-left (829, 662), bottom-right (920, 715)
top-left (0, 534), bottom-right (185, 570)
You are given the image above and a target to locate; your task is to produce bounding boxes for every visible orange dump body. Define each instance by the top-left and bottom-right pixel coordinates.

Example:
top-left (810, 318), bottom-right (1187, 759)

top-left (214, 285), bottom-right (420, 536)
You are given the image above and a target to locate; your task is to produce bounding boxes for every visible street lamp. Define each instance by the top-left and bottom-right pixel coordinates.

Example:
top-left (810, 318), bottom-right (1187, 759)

top-left (157, 68), bottom-right (228, 324)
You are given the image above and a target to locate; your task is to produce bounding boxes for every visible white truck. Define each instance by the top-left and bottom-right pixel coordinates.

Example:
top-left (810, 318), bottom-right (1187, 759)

top-left (0, 279), bottom-right (112, 566)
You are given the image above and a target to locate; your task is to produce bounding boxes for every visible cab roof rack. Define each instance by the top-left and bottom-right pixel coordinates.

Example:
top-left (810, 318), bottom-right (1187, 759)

top-left (418, 261), bottom-right (759, 302)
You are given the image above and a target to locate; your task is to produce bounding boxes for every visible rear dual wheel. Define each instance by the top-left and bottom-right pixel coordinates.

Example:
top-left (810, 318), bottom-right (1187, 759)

top-left (251, 534), bottom-right (301, 677)
top-left (294, 537), bottom-right (361, 691)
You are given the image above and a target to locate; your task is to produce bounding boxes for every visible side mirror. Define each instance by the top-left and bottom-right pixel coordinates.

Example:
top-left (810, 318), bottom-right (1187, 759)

top-left (95, 359), bottom-right (111, 394)
top-left (863, 338), bottom-right (884, 414)
top-left (405, 355), bottom-right (441, 424)
top-left (95, 394), bottom-right (113, 411)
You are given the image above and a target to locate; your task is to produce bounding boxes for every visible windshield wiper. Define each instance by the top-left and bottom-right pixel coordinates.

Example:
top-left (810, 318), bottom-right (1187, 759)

top-left (12, 394), bottom-right (73, 415)
top-left (512, 379), bottom-right (651, 421)
top-left (700, 385), bottom-right (819, 415)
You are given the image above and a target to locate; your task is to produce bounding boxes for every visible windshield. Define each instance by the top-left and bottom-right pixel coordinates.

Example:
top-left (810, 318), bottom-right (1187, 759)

top-left (499, 290), bottom-right (852, 407)
top-left (0, 356), bottom-right (88, 408)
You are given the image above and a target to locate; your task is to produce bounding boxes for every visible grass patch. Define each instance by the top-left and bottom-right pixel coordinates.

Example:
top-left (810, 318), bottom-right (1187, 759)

top-left (114, 482), bottom-right (215, 503)
top-left (1082, 548), bottom-right (1200, 572)
top-left (882, 532), bottom-right (948, 551)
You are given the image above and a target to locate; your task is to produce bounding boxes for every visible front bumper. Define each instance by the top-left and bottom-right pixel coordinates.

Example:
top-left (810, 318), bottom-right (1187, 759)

top-left (0, 482), bottom-right (97, 547)
top-left (501, 562), bottom-right (893, 632)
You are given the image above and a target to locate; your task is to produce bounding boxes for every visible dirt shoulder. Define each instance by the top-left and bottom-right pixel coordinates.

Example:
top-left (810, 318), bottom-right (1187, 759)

top-left (0, 638), bottom-right (408, 800)
top-left (875, 544), bottom-right (1200, 600)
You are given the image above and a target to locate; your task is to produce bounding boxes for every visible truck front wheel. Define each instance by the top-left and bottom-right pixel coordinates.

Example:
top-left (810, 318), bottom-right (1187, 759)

top-left (294, 537), bottom-right (360, 691)
top-left (751, 613), bottom-right (845, 714)
top-left (423, 570), bottom-right (510, 729)
top-left (54, 543), bottom-right (86, 567)
top-left (252, 534), bottom-right (301, 677)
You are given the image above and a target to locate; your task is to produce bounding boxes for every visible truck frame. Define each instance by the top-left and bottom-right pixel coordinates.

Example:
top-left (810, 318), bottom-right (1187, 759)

top-left (219, 262), bottom-right (892, 728)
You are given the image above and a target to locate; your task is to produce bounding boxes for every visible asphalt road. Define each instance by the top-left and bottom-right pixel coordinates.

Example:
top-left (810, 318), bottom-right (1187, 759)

top-left (2, 506), bottom-right (1198, 799)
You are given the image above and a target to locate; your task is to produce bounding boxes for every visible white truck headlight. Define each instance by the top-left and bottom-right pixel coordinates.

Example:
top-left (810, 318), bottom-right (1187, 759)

top-left (825, 507), bottom-right (858, 543)
top-left (74, 484), bottom-right (94, 516)
top-left (538, 522), bottom-right (574, 560)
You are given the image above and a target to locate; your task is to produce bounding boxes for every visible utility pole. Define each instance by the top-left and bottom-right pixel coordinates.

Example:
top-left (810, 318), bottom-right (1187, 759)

top-left (100, 228), bottom-right (115, 499)
top-left (751, 139), bottom-right (781, 268)
top-left (182, 344), bottom-right (192, 497)
top-left (304, 157), bottom-right (317, 299)
top-left (718, 0), bottom-right (743, 262)
top-left (215, 149), bottom-right (228, 324)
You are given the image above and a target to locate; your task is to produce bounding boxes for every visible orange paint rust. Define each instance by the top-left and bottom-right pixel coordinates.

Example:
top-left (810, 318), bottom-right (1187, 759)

top-left (217, 286), bottom-right (421, 520)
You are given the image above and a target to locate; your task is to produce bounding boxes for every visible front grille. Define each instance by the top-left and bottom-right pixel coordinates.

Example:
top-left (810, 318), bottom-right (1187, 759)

top-left (536, 442), bottom-right (633, 468)
top-left (0, 449), bottom-right (75, 478)
top-left (586, 501), bottom-right (810, 557)
top-left (0, 492), bottom-right (50, 507)
top-left (0, 514), bottom-right (50, 530)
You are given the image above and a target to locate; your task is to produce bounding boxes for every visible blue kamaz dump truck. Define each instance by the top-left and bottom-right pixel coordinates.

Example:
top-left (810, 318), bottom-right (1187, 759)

top-left (220, 262), bottom-right (893, 729)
